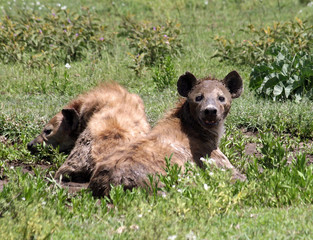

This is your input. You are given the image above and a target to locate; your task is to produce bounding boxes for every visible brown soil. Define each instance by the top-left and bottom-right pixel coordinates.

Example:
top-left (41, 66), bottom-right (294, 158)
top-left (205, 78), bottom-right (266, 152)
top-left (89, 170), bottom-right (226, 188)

top-left (0, 161), bottom-right (88, 193)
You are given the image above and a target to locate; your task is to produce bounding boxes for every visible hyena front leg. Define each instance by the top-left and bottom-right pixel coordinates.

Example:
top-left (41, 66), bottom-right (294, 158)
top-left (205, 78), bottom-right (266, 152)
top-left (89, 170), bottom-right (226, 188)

top-left (210, 148), bottom-right (246, 181)
top-left (55, 128), bottom-right (95, 183)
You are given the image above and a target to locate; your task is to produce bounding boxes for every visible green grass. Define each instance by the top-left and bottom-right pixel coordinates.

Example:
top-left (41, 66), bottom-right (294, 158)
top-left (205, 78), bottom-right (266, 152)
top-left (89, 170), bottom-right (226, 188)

top-left (1, 0), bottom-right (313, 239)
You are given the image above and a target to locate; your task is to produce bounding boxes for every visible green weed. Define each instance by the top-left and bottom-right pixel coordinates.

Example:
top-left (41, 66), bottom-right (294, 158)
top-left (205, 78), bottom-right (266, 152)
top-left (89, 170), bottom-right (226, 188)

top-left (152, 56), bottom-right (177, 90)
top-left (0, 3), bottom-right (112, 67)
top-left (250, 44), bottom-right (313, 101)
top-left (212, 18), bottom-right (313, 66)
top-left (120, 16), bottom-right (182, 75)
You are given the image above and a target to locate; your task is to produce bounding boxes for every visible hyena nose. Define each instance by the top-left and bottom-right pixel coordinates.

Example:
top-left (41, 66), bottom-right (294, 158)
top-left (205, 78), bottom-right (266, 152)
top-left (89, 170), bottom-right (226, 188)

top-left (27, 140), bottom-right (37, 153)
top-left (27, 141), bottom-right (33, 150)
top-left (204, 108), bottom-right (217, 116)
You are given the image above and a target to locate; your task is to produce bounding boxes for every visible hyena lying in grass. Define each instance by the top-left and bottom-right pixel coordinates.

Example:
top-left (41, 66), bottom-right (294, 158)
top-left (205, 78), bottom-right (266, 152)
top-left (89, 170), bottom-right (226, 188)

top-left (88, 71), bottom-right (246, 197)
top-left (27, 82), bottom-right (150, 182)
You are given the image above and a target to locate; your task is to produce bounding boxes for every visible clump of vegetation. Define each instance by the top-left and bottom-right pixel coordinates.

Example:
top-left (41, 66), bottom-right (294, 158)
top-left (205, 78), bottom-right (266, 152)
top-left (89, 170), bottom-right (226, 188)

top-left (152, 56), bottom-right (177, 90)
top-left (212, 18), bottom-right (312, 66)
top-left (120, 16), bottom-right (183, 75)
top-left (249, 44), bottom-right (313, 101)
top-left (213, 18), bottom-right (313, 101)
top-left (0, 4), bottom-right (112, 67)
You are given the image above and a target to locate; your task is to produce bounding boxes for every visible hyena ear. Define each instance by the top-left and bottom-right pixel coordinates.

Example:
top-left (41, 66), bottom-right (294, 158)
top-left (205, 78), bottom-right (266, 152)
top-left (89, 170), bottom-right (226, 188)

top-left (177, 72), bottom-right (198, 97)
top-left (223, 71), bottom-right (243, 98)
top-left (61, 108), bottom-right (79, 131)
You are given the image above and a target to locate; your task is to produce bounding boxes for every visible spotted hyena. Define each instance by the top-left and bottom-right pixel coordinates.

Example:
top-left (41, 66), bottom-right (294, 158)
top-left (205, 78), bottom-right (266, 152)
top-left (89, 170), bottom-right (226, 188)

top-left (54, 83), bottom-right (150, 182)
top-left (27, 82), bottom-right (124, 153)
top-left (27, 82), bottom-right (150, 182)
top-left (88, 71), bottom-right (245, 197)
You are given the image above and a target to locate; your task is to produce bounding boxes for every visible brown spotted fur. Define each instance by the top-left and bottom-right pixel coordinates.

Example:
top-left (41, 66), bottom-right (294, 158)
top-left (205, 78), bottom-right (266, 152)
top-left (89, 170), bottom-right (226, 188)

top-left (54, 83), bottom-right (150, 182)
top-left (88, 71), bottom-right (246, 197)
top-left (28, 82), bottom-right (142, 153)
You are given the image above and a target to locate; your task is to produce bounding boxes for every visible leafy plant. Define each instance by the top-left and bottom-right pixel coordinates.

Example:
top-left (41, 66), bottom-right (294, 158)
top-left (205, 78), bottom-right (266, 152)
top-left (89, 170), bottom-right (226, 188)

top-left (0, 4), bottom-right (112, 67)
top-left (120, 16), bottom-right (183, 74)
top-left (249, 44), bottom-right (313, 101)
top-left (212, 18), bottom-right (313, 66)
top-left (158, 155), bottom-right (182, 192)
top-left (257, 132), bottom-right (287, 170)
top-left (152, 56), bottom-right (177, 90)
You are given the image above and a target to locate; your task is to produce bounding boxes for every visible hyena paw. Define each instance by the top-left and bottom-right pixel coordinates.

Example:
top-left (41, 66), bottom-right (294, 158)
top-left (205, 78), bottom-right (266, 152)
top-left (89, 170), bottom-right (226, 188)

top-left (55, 167), bottom-right (76, 182)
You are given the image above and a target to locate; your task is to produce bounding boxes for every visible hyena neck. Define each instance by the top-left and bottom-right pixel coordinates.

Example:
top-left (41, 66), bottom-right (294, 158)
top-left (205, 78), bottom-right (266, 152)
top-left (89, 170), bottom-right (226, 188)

top-left (178, 100), bottom-right (224, 145)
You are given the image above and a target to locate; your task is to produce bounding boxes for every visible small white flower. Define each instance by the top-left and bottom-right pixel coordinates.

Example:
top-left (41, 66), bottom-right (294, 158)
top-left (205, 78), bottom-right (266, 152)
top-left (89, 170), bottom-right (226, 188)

top-left (10, 166), bottom-right (14, 169)
top-left (168, 235), bottom-right (177, 240)
top-left (203, 183), bottom-right (208, 191)
top-left (56, 3), bottom-right (61, 7)
top-left (177, 189), bottom-right (183, 193)
top-left (21, 197), bottom-right (25, 201)
top-left (36, 1), bottom-right (40, 5)
top-left (161, 192), bottom-right (167, 198)
top-left (209, 172), bottom-right (214, 176)
top-left (298, 9), bottom-right (303, 13)
top-left (138, 214), bottom-right (143, 218)
top-left (172, 185), bottom-right (175, 188)
top-left (308, 2), bottom-right (313, 7)
top-left (208, 158), bottom-right (216, 164)
top-left (65, 63), bottom-right (71, 69)
top-left (221, 168), bottom-right (226, 172)
top-left (42, 201), bottom-right (46, 205)
top-left (116, 226), bottom-right (126, 234)
top-left (130, 224), bottom-right (139, 230)
top-left (61, 5), bottom-right (67, 10)
top-left (186, 231), bottom-right (197, 240)
top-left (204, 1), bottom-right (208, 5)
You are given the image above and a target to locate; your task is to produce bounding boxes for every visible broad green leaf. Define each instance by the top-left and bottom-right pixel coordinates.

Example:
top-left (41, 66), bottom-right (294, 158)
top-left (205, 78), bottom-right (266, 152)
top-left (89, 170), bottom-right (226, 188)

top-left (273, 84), bottom-right (283, 96)
top-left (284, 85), bottom-right (293, 98)
top-left (276, 52), bottom-right (285, 61)
top-left (282, 64), bottom-right (289, 76)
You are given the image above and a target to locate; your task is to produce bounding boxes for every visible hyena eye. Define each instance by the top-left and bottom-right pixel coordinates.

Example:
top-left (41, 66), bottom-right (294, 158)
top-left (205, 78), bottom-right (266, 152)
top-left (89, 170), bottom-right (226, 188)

top-left (218, 96), bottom-right (225, 102)
top-left (195, 95), bottom-right (204, 102)
top-left (44, 129), bottom-right (52, 135)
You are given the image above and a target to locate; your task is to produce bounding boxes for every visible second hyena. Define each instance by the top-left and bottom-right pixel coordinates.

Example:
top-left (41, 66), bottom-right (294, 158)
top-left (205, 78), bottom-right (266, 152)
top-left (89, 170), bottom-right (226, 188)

top-left (27, 82), bottom-right (150, 182)
top-left (27, 82), bottom-right (138, 153)
top-left (54, 83), bottom-right (150, 182)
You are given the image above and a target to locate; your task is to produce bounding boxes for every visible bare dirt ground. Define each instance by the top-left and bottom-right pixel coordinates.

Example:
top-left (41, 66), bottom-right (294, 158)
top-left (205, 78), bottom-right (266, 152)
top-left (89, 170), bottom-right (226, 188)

top-left (1, 131), bottom-right (312, 192)
top-left (0, 161), bottom-right (89, 193)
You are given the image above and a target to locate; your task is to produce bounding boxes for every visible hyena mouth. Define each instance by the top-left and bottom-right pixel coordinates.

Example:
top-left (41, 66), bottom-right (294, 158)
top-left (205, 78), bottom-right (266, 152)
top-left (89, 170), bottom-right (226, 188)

top-left (200, 118), bottom-right (220, 127)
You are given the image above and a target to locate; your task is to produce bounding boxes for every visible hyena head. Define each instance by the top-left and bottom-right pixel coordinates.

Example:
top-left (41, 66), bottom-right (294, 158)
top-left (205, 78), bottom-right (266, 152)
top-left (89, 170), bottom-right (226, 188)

top-left (177, 71), bottom-right (243, 130)
top-left (27, 108), bottom-right (80, 154)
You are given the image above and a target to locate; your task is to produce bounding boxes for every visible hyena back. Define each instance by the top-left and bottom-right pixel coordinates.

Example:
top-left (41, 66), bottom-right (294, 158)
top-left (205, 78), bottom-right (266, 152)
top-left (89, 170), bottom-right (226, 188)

top-left (54, 83), bottom-right (150, 182)
top-left (27, 82), bottom-right (147, 153)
